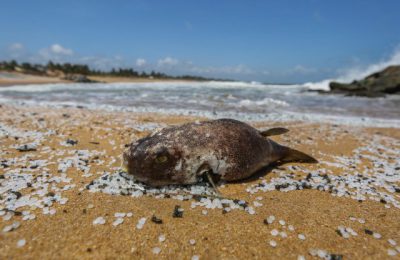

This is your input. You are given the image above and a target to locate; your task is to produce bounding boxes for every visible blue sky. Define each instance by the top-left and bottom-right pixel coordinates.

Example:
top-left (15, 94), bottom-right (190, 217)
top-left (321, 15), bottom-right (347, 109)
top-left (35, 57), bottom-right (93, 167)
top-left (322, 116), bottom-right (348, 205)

top-left (1, 0), bottom-right (400, 83)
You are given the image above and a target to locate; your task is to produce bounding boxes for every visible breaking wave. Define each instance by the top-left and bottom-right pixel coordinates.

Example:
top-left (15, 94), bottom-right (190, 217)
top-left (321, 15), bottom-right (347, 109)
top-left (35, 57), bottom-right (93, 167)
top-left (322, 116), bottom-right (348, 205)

top-left (304, 47), bottom-right (400, 91)
top-left (0, 80), bottom-right (270, 93)
top-left (238, 97), bottom-right (289, 108)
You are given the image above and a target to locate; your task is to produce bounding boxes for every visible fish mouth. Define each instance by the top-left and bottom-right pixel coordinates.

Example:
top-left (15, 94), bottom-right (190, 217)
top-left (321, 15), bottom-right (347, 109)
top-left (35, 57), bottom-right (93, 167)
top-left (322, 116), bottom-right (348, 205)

top-left (133, 175), bottom-right (172, 187)
top-left (133, 172), bottom-right (190, 187)
top-left (122, 151), bottom-right (130, 171)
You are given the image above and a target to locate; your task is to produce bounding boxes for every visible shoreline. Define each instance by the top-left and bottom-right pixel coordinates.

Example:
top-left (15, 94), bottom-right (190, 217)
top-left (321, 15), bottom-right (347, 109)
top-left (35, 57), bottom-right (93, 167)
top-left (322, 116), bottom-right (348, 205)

top-left (0, 98), bottom-right (399, 129)
top-left (0, 72), bottom-right (68, 87)
top-left (0, 77), bottom-right (399, 129)
top-left (0, 72), bottom-right (200, 87)
top-left (0, 103), bottom-right (399, 259)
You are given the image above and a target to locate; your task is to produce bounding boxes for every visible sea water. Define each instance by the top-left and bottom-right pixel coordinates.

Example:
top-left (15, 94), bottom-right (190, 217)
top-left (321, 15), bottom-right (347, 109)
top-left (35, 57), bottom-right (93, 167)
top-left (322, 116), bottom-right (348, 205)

top-left (0, 81), bottom-right (399, 127)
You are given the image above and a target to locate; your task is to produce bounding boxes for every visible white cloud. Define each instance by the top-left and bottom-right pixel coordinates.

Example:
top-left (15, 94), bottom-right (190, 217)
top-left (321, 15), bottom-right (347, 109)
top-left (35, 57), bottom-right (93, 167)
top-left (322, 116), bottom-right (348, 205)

top-left (49, 44), bottom-right (73, 55)
top-left (136, 58), bottom-right (147, 67)
top-left (6, 43), bottom-right (25, 58)
top-left (157, 57), bottom-right (179, 67)
top-left (113, 55), bottom-right (123, 61)
top-left (79, 56), bottom-right (125, 70)
top-left (189, 64), bottom-right (255, 75)
top-left (39, 44), bottom-right (74, 59)
top-left (9, 43), bottom-right (24, 51)
top-left (292, 65), bottom-right (317, 74)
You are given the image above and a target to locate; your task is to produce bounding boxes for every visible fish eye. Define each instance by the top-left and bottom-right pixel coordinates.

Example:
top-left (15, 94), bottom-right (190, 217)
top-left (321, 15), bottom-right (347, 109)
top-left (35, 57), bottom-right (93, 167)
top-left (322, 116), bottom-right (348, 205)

top-left (155, 155), bottom-right (168, 163)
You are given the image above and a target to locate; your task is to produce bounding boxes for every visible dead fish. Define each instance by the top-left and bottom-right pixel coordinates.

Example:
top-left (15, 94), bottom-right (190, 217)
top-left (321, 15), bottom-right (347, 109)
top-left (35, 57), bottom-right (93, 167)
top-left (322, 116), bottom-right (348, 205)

top-left (123, 119), bottom-right (317, 187)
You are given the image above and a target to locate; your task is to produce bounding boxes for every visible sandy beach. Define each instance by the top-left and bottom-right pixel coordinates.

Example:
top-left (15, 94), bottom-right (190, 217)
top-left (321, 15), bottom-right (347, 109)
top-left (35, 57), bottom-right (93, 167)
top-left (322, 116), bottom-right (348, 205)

top-left (0, 73), bottom-right (68, 87)
top-left (1, 103), bottom-right (399, 259)
top-left (2, 1), bottom-right (400, 258)
top-left (0, 72), bottom-right (196, 87)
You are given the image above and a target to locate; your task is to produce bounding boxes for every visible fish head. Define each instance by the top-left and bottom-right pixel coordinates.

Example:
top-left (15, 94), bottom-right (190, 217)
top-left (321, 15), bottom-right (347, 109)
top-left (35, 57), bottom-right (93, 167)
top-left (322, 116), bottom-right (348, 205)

top-left (123, 135), bottom-right (189, 186)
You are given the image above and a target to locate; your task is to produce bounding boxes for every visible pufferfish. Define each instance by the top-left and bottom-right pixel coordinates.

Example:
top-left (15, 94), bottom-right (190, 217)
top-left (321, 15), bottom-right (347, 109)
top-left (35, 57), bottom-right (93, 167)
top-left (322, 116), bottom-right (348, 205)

top-left (123, 119), bottom-right (317, 188)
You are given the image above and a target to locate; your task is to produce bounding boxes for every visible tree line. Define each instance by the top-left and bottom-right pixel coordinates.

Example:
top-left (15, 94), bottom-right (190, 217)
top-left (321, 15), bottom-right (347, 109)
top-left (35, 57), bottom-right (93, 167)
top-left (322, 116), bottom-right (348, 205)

top-left (0, 60), bottom-right (216, 81)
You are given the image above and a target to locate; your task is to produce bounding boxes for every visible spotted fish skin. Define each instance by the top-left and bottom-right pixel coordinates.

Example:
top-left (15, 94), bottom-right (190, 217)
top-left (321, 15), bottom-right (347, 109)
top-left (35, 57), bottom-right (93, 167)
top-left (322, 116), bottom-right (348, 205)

top-left (123, 119), bottom-right (317, 186)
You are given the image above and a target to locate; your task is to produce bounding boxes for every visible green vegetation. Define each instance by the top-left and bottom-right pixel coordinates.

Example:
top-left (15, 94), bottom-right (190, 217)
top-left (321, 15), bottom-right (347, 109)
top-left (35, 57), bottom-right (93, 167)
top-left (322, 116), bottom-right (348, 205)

top-left (0, 60), bottom-right (218, 81)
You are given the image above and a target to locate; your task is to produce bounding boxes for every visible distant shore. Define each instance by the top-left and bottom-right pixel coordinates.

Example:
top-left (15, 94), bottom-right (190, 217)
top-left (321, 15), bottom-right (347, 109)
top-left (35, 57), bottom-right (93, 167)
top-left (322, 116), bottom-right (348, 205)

top-left (0, 71), bottom-right (198, 87)
top-left (0, 72), bottom-right (68, 87)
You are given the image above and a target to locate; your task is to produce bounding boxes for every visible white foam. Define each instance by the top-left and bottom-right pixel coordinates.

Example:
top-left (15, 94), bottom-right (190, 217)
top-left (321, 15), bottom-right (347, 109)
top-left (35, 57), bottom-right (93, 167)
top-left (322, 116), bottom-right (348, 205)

top-left (238, 97), bottom-right (289, 108)
top-left (303, 79), bottom-right (332, 91)
top-left (304, 47), bottom-right (400, 91)
top-left (0, 80), bottom-right (269, 93)
top-left (1, 79), bottom-right (399, 128)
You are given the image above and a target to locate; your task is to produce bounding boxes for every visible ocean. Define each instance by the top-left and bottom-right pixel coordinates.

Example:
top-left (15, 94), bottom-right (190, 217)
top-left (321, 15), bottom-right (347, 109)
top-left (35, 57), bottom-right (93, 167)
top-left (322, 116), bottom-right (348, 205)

top-left (0, 81), bottom-right (399, 127)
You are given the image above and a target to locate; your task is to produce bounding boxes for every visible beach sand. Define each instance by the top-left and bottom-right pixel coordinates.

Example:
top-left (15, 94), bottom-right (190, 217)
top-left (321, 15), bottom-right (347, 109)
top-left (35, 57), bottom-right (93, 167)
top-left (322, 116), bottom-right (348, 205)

top-left (0, 104), bottom-right (399, 259)
top-left (0, 73), bottom-right (68, 87)
top-left (0, 72), bottom-right (196, 87)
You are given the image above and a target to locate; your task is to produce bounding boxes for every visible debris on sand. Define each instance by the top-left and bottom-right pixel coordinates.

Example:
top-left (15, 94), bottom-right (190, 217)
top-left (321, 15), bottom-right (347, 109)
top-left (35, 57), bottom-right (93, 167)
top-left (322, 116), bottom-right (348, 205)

top-left (16, 144), bottom-right (37, 152)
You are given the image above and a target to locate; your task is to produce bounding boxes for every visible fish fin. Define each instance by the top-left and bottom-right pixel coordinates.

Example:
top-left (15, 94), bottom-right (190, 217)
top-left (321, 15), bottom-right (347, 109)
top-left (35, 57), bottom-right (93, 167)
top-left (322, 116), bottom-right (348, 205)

top-left (196, 164), bottom-right (221, 195)
top-left (260, 128), bottom-right (289, 137)
top-left (280, 147), bottom-right (318, 163)
top-left (205, 170), bottom-right (221, 196)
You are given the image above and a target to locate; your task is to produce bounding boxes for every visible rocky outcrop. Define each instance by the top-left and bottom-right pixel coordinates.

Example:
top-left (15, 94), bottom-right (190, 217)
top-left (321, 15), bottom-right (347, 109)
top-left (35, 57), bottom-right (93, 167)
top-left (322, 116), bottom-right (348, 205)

top-left (46, 69), bottom-right (65, 78)
top-left (63, 74), bottom-right (99, 83)
top-left (329, 65), bottom-right (400, 97)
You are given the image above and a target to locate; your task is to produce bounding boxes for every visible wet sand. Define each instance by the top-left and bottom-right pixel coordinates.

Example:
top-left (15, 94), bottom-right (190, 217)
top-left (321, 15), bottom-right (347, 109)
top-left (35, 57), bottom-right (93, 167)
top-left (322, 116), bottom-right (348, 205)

top-left (0, 104), bottom-right (399, 259)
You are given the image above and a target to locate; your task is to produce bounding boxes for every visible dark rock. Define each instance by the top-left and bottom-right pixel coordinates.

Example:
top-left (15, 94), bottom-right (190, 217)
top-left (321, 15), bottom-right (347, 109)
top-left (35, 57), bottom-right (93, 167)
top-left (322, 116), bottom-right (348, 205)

top-left (66, 139), bottom-right (78, 145)
top-left (328, 65), bottom-right (400, 97)
top-left (16, 144), bottom-right (37, 152)
top-left (12, 191), bottom-right (22, 199)
top-left (151, 215), bottom-right (163, 224)
top-left (46, 192), bottom-right (55, 197)
top-left (329, 254), bottom-right (343, 260)
top-left (335, 229), bottom-right (343, 237)
top-left (63, 74), bottom-right (99, 83)
top-left (364, 229), bottom-right (373, 235)
top-left (172, 205), bottom-right (183, 218)
top-left (14, 211), bottom-right (22, 216)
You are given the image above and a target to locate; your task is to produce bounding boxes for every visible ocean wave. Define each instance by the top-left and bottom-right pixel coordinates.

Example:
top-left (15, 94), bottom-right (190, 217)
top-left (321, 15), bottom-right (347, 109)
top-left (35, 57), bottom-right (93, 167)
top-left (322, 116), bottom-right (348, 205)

top-left (238, 97), bottom-right (290, 108)
top-left (303, 47), bottom-right (400, 91)
top-left (303, 79), bottom-right (332, 91)
top-left (0, 80), bottom-right (306, 94)
top-left (0, 81), bottom-right (269, 93)
top-left (0, 97), bottom-right (399, 128)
